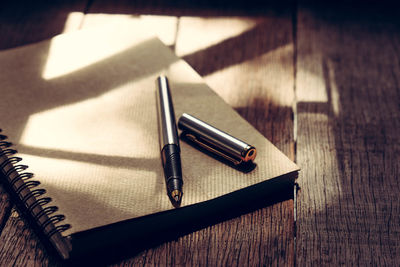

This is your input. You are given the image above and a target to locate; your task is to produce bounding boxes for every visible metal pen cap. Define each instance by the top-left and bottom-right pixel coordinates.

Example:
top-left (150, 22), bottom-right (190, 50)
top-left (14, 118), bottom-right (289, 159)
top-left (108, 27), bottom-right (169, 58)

top-left (156, 75), bottom-right (180, 150)
top-left (178, 113), bottom-right (256, 165)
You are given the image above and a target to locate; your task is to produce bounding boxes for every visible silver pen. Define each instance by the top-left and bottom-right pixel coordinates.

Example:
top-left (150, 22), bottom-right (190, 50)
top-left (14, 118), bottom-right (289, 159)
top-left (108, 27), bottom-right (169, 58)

top-left (156, 75), bottom-right (183, 206)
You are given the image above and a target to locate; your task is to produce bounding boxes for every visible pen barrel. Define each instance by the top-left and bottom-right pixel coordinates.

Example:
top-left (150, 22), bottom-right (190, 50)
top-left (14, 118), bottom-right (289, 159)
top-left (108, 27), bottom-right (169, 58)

top-left (161, 144), bottom-right (183, 193)
top-left (178, 113), bottom-right (256, 164)
top-left (156, 76), bottom-right (180, 148)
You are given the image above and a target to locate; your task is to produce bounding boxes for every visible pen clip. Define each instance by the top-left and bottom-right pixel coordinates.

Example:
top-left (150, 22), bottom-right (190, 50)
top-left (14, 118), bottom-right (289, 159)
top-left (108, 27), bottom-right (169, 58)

top-left (184, 133), bottom-right (242, 165)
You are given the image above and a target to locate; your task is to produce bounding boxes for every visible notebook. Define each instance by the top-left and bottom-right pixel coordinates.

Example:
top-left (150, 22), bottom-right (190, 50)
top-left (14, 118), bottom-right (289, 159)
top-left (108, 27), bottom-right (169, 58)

top-left (0, 22), bottom-right (299, 261)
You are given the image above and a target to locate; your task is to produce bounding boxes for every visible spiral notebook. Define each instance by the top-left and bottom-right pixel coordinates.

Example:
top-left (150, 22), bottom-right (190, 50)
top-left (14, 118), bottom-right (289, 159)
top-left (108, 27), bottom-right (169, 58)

top-left (0, 23), bottom-right (299, 260)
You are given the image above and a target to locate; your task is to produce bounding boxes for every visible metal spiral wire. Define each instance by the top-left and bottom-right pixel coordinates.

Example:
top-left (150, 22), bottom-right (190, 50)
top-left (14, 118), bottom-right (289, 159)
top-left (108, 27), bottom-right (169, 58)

top-left (0, 130), bottom-right (71, 237)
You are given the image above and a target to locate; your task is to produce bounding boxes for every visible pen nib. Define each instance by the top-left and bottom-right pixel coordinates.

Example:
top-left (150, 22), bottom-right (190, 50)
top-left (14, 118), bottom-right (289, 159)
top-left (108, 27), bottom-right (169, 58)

top-left (170, 189), bottom-right (182, 206)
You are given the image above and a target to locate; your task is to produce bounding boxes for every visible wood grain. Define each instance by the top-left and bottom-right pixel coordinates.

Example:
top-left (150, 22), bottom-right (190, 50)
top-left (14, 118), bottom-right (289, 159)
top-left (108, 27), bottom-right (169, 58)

top-left (295, 4), bottom-right (400, 266)
top-left (0, 211), bottom-right (60, 267)
top-left (0, 187), bottom-right (11, 236)
top-left (88, 0), bottom-right (291, 16)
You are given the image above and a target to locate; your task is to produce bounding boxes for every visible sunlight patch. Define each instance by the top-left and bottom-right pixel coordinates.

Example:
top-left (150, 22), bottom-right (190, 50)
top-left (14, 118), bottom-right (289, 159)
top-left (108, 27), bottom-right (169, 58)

top-left (42, 20), bottom-right (155, 80)
top-left (176, 17), bottom-right (258, 57)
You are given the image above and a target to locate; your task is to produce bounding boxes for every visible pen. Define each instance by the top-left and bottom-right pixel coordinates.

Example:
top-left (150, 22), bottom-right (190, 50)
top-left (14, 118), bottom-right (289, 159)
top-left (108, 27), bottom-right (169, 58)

top-left (156, 75), bottom-right (183, 207)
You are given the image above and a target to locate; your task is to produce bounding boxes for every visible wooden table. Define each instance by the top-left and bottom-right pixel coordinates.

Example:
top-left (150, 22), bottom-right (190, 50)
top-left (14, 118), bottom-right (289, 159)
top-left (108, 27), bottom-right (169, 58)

top-left (0, 1), bottom-right (399, 266)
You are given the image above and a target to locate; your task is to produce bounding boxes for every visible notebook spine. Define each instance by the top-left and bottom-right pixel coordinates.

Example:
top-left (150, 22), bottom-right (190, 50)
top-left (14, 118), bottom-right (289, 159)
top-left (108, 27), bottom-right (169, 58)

top-left (0, 130), bottom-right (71, 259)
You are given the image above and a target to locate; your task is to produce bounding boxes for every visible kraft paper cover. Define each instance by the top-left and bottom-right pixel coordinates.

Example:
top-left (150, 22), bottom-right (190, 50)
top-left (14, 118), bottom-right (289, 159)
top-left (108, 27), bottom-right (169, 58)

top-left (0, 22), bottom-right (299, 236)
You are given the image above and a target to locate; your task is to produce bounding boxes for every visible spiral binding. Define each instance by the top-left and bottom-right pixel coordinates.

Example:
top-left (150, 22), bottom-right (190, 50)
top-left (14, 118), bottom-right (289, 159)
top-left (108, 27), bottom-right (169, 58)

top-left (0, 129), bottom-right (71, 239)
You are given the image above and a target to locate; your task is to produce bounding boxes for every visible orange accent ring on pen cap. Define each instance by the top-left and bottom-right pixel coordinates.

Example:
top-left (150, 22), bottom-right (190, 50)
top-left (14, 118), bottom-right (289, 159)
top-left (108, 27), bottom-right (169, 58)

top-left (243, 146), bottom-right (257, 162)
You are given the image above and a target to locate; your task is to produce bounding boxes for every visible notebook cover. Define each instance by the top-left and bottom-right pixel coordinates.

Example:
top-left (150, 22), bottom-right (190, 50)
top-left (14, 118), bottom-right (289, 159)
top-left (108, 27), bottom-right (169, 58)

top-left (0, 21), bottom-right (299, 260)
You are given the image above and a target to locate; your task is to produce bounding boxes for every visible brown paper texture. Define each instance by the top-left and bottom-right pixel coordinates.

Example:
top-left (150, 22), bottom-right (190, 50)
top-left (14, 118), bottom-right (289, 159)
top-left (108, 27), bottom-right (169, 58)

top-left (0, 22), bottom-right (299, 236)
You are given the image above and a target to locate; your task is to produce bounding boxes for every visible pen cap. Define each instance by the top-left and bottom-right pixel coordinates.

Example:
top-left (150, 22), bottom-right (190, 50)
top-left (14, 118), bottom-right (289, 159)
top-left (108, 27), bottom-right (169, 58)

top-left (178, 113), bottom-right (256, 164)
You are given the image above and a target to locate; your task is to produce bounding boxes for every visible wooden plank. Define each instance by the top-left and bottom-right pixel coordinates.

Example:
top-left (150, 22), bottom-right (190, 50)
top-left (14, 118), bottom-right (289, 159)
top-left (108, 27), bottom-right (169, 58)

top-left (0, 210), bottom-right (61, 267)
top-left (0, 1), bottom-right (88, 266)
top-left (0, 187), bottom-right (11, 235)
top-left (88, 0), bottom-right (292, 16)
top-left (81, 4), bottom-right (295, 266)
top-left (295, 5), bottom-right (400, 266)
